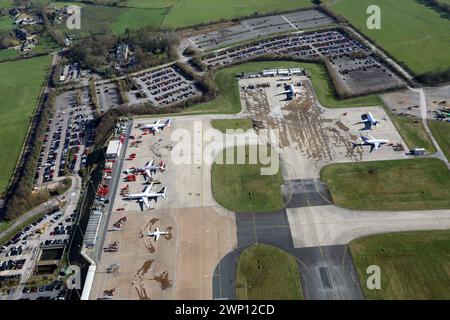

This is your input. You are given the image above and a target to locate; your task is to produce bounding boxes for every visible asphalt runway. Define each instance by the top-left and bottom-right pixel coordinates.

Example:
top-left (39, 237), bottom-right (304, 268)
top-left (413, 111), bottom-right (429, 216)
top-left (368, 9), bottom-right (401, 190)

top-left (212, 209), bottom-right (364, 300)
top-left (283, 179), bottom-right (332, 208)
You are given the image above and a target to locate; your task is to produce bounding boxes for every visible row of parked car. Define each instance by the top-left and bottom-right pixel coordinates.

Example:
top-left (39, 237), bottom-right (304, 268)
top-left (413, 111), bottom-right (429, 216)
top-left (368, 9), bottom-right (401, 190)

top-left (0, 259), bottom-right (25, 271)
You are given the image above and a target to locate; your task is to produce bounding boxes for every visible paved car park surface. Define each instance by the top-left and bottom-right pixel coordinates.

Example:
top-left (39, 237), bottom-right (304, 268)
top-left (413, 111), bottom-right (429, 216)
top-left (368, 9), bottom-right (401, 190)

top-left (97, 82), bottom-right (121, 112)
top-left (127, 65), bottom-right (202, 107)
top-left (34, 88), bottom-right (94, 187)
top-left (189, 9), bottom-right (335, 51)
top-left (202, 29), bottom-right (404, 95)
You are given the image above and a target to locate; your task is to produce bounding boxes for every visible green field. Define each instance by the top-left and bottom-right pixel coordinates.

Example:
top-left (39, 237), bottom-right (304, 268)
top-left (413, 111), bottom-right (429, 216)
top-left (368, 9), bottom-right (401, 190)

top-left (107, 7), bottom-right (168, 34)
top-left (185, 61), bottom-right (380, 115)
top-left (350, 230), bottom-right (450, 299)
top-left (211, 119), bottom-right (253, 133)
top-left (429, 120), bottom-right (450, 160)
top-left (211, 145), bottom-right (284, 212)
top-left (236, 244), bottom-right (303, 300)
top-left (320, 158), bottom-right (450, 211)
top-left (0, 55), bottom-right (51, 194)
top-left (0, 0), bottom-right (13, 8)
top-left (0, 15), bottom-right (14, 31)
top-left (327, 0), bottom-right (450, 75)
top-left (388, 114), bottom-right (436, 153)
top-left (60, 5), bottom-right (127, 37)
top-left (161, 0), bottom-right (314, 28)
top-left (0, 48), bottom-right (19, 62)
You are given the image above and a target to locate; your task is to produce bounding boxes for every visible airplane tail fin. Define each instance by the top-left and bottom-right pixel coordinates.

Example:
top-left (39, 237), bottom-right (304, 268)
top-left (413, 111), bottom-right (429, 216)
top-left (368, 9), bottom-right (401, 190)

top-left (165, 119), bottom-right (172, 127)
top-left (159, 187), bottom-right (167, 199)
top-left (159, 160), bottom-right (166, 172)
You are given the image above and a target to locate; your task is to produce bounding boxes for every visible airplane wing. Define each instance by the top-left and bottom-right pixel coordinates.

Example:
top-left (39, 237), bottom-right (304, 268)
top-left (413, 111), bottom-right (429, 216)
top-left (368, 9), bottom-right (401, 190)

top-left (368, 134), bottom-right (375, 140)
top-left (144, 160), bottom-right (150, 167)
top-left (155, 233), bottom-right (160, 241)
top-left (143, 197), bottom-right (149, 210)
top-left (374, 142), bottom-right (380, 150)
top-left (144, 169), bottom-right (151, 179)
top-left (142, 186), bottom-right (149, 193)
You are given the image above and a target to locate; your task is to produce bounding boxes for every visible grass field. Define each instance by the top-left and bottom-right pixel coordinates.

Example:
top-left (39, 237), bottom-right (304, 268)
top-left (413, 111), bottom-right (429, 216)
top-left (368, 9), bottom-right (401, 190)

top-left (0, 15), bottom-right (14, 31)
top-left (429, 120), bottom-right (450, 160)
top-left (107, 7), bottom-right (168, 34)
top-left (388, 114), bottom-right (436, 153)
top-left (185, 61), bottom-right (380, 115)
top-left (161, 0), bottom-right (314, 28)
top-left (236, 244), bottom-right (303, 300)
top-left (320, 158), bottom-right (450, 211)
top-left (211, 145), bottom-right (284, 212)
top-left (327, 0), bottom-right (450, 75)
top-left (0, 48), bottom-right (19, 62)
top-left (0, 0), bottom-right (13, 8)
top-left (211, 119), bottom-right (253, 133)
top-left (0, 55), bottom-right (51, 194)
top-left (350, 230), bottom-right (450, 299)
top-left (60, 5), bottom-right (127, 37)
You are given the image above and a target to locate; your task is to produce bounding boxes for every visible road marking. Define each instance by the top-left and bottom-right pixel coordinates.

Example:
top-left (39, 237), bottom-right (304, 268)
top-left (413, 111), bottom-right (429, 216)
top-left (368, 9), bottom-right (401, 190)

top-left (282, 15), bottom-right (298, 31)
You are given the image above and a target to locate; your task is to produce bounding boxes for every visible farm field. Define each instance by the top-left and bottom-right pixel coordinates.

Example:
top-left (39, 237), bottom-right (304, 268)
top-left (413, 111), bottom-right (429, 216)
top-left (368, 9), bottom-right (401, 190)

top-left (320, 158), bottom-right (450, 211)
top-left (0, 48), bottom-right (19, 62)
top-left (0, 0), bottom-right (13, 8)
top-left (429, 120), bottom-right (450, 160)
top-left (350, 230), bottom-right (450, 299)
top-left (0, 15), bottom-right (13, 31)
top-left (160, 0), bottom-right (314, 28)
top-left (211, 146), bottom-right (284, 212)
top-left (236, 244), bottom-right (303, 300)
top-left (185, 61), bottom-right (381, 115)
top-left (107, 7), bottom-right (168, 34)
top-left (0, 55), bottom-right (51, 194)
top-left (59, 5), bottom-right (127, 38)
top-left (327, 0), bottom-right (450, 75)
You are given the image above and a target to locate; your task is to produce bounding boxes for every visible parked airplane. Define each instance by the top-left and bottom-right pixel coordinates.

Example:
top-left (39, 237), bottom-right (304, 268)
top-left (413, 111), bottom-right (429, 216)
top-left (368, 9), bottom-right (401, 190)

top-left (147, 228), bottom-right (169, 241)
top-left (353, 134), bottom-right (390, 152)
top-left (283, 83), bottom-right (297, 100)
top-left (124, 183), bottom-right (167, 210)
top-left (142, 119), bottom-right (172, 133)
top-left (125, 159), bottom-right (166, 180)
top-left (358, 112), bottom-right (380, 129)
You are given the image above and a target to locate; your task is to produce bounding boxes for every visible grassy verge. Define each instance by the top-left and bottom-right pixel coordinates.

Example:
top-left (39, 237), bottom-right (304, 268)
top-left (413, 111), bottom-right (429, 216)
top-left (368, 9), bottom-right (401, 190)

top-left (388, 114), bottom-right (436, 153)
top-left (184, 61), bottom-right (380, 115)
top-left (429, 120), bottom-right (450, 160)
top-left (211, 119), bottom-right (253, 133)
top-left (350, 230), bottom-right (450, 299)
top-left (211, 145), bottom-right (284, 212)
top-left (236, 244), bottom-right (303, 300)
top-left (320, 158), bottom-right (450, 211)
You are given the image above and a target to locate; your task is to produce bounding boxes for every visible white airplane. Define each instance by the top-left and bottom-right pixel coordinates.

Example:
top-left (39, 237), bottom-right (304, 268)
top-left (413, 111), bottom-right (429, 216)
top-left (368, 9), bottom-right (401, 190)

top-left (353, 134), bottom-right (390, 152)
top-left (125, 159), bottom-right (166, 180)
top-left (147, 228), bottom-right (169, 241)
top-left (142, 119), bottom-right (172, 133)
top-left (124, 183), bottom-right (167, 210)
top-left (358, 112), bottom-right (380, 129)
top-left (279, 83), bottom-right (297, 100)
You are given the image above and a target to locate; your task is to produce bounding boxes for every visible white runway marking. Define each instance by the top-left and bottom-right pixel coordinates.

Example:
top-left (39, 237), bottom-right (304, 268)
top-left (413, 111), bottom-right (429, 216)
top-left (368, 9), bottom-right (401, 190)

top-left (282, 15), bottom-right (298, 31)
